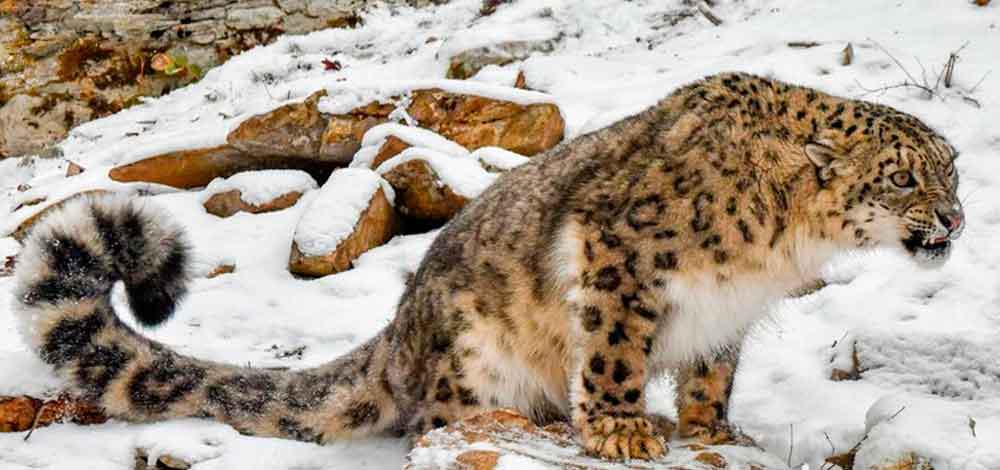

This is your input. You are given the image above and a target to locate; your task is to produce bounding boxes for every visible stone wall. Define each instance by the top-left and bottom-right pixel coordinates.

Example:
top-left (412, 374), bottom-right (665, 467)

top-left (0, 0), bottom-right (448, 158)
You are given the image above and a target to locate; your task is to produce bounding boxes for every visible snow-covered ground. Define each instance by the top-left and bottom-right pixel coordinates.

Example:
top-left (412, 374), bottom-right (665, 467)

top-left (2, 0), bottom-right (999, 468)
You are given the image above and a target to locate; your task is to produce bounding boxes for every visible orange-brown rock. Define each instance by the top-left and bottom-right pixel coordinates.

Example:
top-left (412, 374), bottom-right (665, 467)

top-left (0, 394), bottom-right (107, 433)
top-left (406, 409), bottom-right (784, 469)
top-left (407, 89), bottom-right (563, 156)
top-left (203, 189), bottom-right (305, 217)
top-left (206, 264), bottom-right (236, 278)
top-left (455, 450), bottom-right (501, 470)
top-left (371, 135), bottom-right (411, 169)
top-left (320, 103), bottom-right (395, 162)
top-left (109, 145), bottom-right (248, 189)
top-left (695, 451), bottom-right (729, 468)
top-left (228, 91), bottom-right (392, 164)
top-left (108, 145), bottom-right (338, 189)
top-left (11, 189), bottom-right (110, 241)
top-left (289, 187), bottom-right (397, 277)
top-left (227, 91), bottom-right (330, 159)
top-left (380, 159), bottom-right (469, 223)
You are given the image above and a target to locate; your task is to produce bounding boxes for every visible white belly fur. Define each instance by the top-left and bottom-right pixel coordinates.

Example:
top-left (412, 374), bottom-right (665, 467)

top-left (652, 238), bottom-right (840, 369)
top-left (651, 274), bottom-right (786, 368)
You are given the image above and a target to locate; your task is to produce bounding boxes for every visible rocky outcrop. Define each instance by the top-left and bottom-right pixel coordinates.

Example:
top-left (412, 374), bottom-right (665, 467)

top-left (0, 0), bottom-right (444, 159)
top-left (108, 86), bottom-right (563, 192)
top-left (406, 409), bottom-right (788, 469)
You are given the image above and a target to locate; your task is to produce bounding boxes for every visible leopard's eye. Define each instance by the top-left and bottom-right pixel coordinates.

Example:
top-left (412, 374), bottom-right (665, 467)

top-left (890, 170), bottom-right (916, 188)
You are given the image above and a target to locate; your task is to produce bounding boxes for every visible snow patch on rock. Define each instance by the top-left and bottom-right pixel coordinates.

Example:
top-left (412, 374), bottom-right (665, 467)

top-left (293, 168), bottom-right (394, 257)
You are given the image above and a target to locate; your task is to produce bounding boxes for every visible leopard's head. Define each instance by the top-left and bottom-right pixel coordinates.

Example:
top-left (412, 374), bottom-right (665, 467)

top-left (806, 109), bottom-right (963, 268)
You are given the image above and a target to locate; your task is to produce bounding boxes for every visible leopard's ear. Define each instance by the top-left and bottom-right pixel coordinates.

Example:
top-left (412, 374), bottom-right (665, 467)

top-left (804, 141), bottom-right (850, 183)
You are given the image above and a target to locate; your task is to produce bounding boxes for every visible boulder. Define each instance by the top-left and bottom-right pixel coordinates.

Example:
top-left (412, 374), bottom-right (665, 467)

top-left (289, 168), bottom-right (397, 277)
top-left (109, 145), bottom-right (249, 189)
top-left (200, 170), bottom-right (317, 217)
top-left (406, 409), bottom-right (787, 469)
top-left (407, 89), bottom-right (564, 156)
top-left (379, 159), bottom-right (470, 223)
top-left (108, 145), bottom-right (339, 189)
top-left (227, 91), bottom-right (393, 164)
top-left (446, 40), bottom-right (558, 80)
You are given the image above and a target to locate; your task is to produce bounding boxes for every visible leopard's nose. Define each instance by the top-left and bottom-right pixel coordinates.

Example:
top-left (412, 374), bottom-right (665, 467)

top-left (936, 207), bottom-right (964, 239)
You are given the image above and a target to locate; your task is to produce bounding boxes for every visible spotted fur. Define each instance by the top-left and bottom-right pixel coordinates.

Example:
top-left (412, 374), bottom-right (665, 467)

top-left (16, 73), bottom-right (962, 461)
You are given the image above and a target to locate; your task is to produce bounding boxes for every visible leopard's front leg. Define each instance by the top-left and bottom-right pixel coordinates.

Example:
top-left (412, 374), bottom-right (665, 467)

top-left (569, 264), bottom-right (667, 460)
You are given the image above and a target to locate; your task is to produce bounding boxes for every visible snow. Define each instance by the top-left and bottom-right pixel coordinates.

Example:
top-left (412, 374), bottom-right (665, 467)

top-left (856, 394), bottom-right (1000, 470)
top-left (472, 147), bottom-right (531, 171)
top-left (375, 147), bottom-right (498, 198)
top-left (293, 168), bottom-right (394, 257)
top-left (360, 123), bottom-right (469, 158)
top-left (199, 170), bottom-right (318, 207)
top-left (0, 0), bottom-right (998, 469)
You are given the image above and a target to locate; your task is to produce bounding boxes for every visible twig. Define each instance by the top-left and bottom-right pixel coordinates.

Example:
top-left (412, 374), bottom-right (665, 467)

top-left (969, 70), bottom-right (991, 93)
top-left (23, 401), bottom-right (51, 442)
top-left (944, 41), bottom-right (970, 88)
top-left (787, 423), bottom-right (795, 468)
top-left (697, 2), bottom-right (723, 26)
top-left (870, 39), bottom-right (922, 89)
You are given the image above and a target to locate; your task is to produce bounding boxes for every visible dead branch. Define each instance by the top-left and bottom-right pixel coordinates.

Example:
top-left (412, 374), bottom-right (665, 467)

top-left (697, 2), bottom-right (723, 26)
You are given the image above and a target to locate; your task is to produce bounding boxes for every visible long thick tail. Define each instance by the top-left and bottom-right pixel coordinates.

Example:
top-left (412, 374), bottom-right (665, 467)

top-left (13, 194), bottom-right (398, 442)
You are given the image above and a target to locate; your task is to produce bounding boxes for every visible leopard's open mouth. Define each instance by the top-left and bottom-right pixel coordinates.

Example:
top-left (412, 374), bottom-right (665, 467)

top-left (902, 231), bottom-right (951, 261)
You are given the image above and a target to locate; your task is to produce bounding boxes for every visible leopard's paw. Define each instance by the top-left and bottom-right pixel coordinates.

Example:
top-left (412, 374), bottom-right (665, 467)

top-left (679, 421), bottom-right (756, 447)
top-left (582, 416), bottom-right (667, 461)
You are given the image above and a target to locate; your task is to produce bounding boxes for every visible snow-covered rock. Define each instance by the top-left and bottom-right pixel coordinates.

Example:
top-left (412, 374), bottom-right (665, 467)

top-left (853, 394), bottom-right (1000, 470)
top-left (200, 170), bottom-right (317, 218)
top-left (289, 168), bottom-right (397, 276)
top-left (406, 409), bottom-right (789, 469)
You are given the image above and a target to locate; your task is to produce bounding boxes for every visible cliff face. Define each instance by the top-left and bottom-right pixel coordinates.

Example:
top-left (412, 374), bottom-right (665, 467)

top-left (0, 0), bottom-right (447, 158)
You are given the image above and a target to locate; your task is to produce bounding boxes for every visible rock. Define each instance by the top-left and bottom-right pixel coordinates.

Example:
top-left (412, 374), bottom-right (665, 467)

top-left (406, 409), bottom-right (788, 469)
top-left (135, 448), bottom-right (192, 469)
top-left (200, 170), bottom-right (317, 217)
top-left (227, 91), bottom-right (329, 159)
top-left (867, 453), bottom-right (934, 470)
top-left (0, 0), bottom-right (445, 158)
top-left (0, 394), bottom-right (107, 433)
top-left (407, 89), bottom-right (564, 156)
top-left (0, 396), bottom-right (40, 432)
top-left (109, 145), bottom-right (248, 189)
top-left (446, 39), bottom-right (558, 80)
top-left (206, 264), bottom-right (235, 278)
top-left (11, 189), bottom-right (110, 241)
top-left (66, 160), bottom-right (85, 176)
top-left (379, 159), bottom-right (470, 223)
top-left (371, 135), bottom-right (412, 169)
top-left (108, 145), bottom-right (336, 189)
top-left (289, 168), bottom-right (398, 277)
top-left (204, 190), bottom-right (306, 217)
top-left (228, 90), bottom-right (392, 165)
top-left (319, 102), bottom-right (396, 161)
